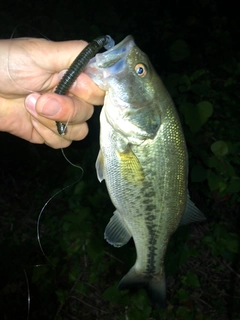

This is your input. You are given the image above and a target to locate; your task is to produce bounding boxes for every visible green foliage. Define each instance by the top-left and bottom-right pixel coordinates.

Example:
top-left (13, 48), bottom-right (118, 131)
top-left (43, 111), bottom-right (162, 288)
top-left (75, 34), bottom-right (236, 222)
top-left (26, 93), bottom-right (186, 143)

top-left (211, 140), bottom-right (229, 157)
top-left (203, 223), bottom-right (239, 258)
top-left (181, 272), bottom-right (200, 288)
top-left (180, 101), bottom-right (213, 133)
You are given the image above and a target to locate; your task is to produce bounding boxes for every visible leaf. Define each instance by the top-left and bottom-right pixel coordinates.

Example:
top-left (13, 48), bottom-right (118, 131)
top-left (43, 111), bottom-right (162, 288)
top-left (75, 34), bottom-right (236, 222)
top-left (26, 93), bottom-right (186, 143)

top-left (55, 289), bottom-right (69, 305)
top-left (211, 140), bottom-right (229, 157)
top-left (170, 39), bottom-right (191, 61)
top-left (224, 77), bottom-right (235, 87)
top-left (182, 272), bottom-right (200, 287)
top-left (126, 308), bottom-right (149, 320)
top-left (180, 101), bottom-right (213, 132)
top-left (227, 239), bottom-right (239, 253)
top-left (190, 69), bottom-right (207, 81)
top-left (178, 74), bottom-right (191, 92)
top-left (176, 306), bottom-right (192, 319)
top-left (177, 288), bottom-right (189, 302)
top-left (196, 101), bottom-right (213, 126)
top-left (207, 171), bottom-right (226, 192)
top-left (133, 290), bottom-right (152, 315)
top-left (102, 285), bottom-right (122, 302)
top-left (226, 178), bottom-right (240, 194)
top-left (180, 74), bottom-right (191, 86)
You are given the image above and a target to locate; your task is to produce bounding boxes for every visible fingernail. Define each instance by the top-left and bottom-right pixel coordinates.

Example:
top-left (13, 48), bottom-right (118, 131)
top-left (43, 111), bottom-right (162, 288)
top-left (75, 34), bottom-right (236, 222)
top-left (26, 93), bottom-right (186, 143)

top-left (40, 98), bottom-right (61, 116)
top-left (58, 70), bottom-right (68, 80)
top-left (25, 94), bottom-right (39, 115)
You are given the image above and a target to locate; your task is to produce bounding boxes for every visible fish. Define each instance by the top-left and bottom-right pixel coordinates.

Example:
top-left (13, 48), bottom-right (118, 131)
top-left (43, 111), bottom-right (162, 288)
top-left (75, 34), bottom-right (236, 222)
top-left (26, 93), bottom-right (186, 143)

top-left (84, 35), bottom-right (205, 307)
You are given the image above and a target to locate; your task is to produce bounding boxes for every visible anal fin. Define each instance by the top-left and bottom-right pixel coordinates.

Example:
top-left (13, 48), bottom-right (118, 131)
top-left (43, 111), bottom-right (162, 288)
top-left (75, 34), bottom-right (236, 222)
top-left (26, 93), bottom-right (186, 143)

top-left (104, 210), bottom-right (132, 247)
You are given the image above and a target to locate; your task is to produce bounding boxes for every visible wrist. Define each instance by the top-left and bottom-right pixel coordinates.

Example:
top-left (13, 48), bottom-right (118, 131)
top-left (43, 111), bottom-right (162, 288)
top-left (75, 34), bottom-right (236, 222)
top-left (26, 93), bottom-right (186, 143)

top-left (0, 98), bottom-right (21, 135)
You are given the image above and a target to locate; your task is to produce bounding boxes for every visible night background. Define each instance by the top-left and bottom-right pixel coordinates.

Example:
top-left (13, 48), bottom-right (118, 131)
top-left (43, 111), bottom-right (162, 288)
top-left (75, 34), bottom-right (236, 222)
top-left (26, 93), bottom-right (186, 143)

top-left (0, 0), bottom-right (240, 319)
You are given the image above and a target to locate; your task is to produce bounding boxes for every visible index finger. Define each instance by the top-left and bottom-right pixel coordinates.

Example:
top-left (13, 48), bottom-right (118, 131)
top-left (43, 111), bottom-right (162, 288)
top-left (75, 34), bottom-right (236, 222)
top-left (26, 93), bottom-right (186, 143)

top-left (68, 72), bottom-right (105, 106)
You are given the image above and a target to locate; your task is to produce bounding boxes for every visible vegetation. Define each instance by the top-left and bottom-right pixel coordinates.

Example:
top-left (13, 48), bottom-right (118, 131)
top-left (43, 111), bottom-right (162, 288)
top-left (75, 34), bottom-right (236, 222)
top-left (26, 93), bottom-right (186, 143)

top-left (0, 1), bottom-right (239, 319)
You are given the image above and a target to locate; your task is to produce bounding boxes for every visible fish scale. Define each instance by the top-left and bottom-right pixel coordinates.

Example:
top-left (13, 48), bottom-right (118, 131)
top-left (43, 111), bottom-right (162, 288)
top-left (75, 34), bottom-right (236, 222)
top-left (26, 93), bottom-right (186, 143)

top-left (84, 35), bottom-right (206, 307)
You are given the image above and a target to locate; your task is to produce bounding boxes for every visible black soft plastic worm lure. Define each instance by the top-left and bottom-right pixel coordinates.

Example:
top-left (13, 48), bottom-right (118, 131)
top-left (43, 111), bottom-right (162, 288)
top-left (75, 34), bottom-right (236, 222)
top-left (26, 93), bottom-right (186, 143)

top-left (54, 35), bottom-right (115, 135)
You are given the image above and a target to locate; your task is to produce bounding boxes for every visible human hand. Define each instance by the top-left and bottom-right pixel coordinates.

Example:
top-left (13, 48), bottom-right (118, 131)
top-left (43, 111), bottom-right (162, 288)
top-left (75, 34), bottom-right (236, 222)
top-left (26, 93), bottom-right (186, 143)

top-left (0, 38), bottom-right (105, 148)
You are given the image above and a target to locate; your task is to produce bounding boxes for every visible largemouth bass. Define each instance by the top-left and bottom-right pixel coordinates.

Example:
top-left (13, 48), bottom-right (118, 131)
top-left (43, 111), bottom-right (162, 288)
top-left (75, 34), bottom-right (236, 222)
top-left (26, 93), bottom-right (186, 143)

top-left (85, 36), bottom-right (205, 307)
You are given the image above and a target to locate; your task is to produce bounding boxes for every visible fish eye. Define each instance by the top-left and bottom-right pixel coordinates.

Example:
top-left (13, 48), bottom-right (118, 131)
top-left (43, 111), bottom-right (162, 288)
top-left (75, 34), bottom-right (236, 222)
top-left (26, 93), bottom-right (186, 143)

top-left (135, 63), bottom-right (147, 77)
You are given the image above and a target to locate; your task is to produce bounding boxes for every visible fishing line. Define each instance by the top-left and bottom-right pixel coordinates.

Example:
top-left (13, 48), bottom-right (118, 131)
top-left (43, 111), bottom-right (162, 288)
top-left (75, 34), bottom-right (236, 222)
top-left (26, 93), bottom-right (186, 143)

top-left (10, 23), bottom-right (51, 40)
top-left (7, 28), bottom-right (114, 316)
top-left (23, 268), bottom-right (30, 320)
top-left (60, 147), bottom-right (84, 170)
top-left (7, 24), bottom-right (51, 93)
top-left (36, 166), bottom-right (84, 265)
top-left (37, 189), bottom-right (63, 266)
top-left (36, 114), bottom-right (85, 263)
top-left (36, 34), bottom-right (115, 257)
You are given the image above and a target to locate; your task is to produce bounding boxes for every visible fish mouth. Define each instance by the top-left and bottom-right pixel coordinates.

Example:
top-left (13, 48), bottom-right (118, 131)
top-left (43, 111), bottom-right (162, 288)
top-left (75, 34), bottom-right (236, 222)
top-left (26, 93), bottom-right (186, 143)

top-left (96, 35), bottom-right (134, 69)
top-left (84, 35), bottom-right (135, 86)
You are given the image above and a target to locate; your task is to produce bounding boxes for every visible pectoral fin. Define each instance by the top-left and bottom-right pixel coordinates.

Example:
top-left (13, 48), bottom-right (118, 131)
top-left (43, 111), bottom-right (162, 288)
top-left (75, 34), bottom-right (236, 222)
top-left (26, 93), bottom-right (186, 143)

top-left (95, 150), bottom-right (105, 182)
top-left (180, 192), bottom-right (206, 225)
top-left (117, 146), bottom-right (144, 185)
top-left (104, 210), bottom-right (132, 247)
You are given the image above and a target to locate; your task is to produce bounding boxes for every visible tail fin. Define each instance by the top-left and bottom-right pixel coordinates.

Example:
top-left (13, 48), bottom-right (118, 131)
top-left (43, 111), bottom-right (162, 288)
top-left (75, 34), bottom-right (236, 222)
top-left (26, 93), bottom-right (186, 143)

top-left (118, 266), bottom-right (166, 308)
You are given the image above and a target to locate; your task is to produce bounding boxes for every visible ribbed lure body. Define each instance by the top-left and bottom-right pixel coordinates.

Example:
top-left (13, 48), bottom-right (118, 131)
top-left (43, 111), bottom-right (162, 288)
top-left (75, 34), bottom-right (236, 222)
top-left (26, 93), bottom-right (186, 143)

top-left (55, 35), bottom-right (114, 135)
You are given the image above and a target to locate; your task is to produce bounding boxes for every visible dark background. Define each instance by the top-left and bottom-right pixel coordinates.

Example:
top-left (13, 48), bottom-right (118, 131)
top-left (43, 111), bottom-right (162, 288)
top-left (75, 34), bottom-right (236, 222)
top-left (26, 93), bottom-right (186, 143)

top-left (0, 1), bottom-right (240, 319)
